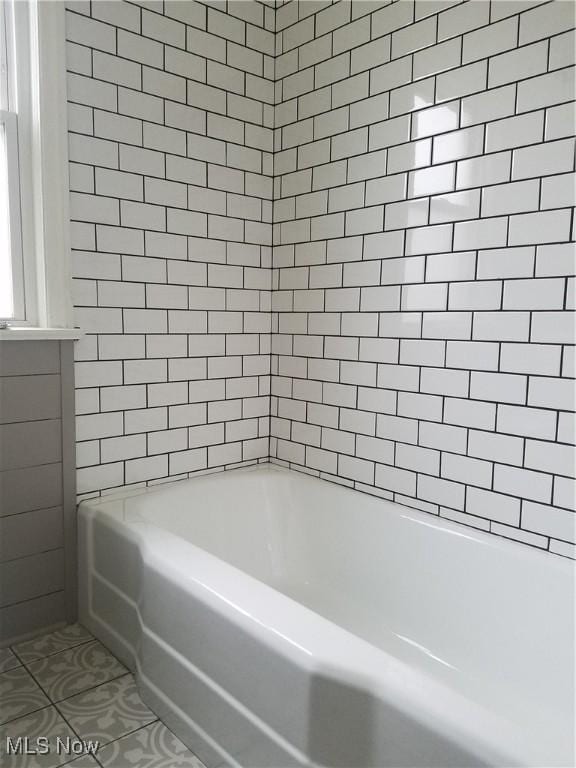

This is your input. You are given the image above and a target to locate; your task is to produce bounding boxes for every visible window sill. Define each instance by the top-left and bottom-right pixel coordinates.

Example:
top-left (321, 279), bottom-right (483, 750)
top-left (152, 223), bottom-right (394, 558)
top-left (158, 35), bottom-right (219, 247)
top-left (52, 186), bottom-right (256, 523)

top-left (0, 327), bottom-right (83, 341)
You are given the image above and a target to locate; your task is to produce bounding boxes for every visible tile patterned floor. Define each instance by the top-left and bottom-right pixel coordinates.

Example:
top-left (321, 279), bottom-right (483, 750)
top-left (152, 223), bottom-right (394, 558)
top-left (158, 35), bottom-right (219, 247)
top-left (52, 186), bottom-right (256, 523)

top-left (0, 625), bottom-right (206, 768)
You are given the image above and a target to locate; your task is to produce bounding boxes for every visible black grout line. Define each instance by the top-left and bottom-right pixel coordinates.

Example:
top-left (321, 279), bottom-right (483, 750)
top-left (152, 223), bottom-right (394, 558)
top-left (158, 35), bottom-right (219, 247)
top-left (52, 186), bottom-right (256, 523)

top-left (5, 629), bottom-right (206, 767)
top-left (59, 1), bottom-right (576, 556)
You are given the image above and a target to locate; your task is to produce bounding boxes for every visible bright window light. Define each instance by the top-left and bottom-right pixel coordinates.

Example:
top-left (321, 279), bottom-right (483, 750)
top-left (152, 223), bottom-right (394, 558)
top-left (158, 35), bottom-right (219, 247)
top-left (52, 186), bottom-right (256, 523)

top-left (0, 0), bottom-right (24, 323)
top-left (0, 121), bottom-right (14, 319)
top-left (0, 0), bottom-right (75, 332)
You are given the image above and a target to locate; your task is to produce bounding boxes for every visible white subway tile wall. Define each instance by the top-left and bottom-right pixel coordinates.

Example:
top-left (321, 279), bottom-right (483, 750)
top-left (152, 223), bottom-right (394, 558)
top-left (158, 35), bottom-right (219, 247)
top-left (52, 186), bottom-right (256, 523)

top-left (68, 0), bottom-right (574, 558)
top-left (270, 0), bottom-right (575, 558)
top-left (67, 0), bottom-right (274, 496)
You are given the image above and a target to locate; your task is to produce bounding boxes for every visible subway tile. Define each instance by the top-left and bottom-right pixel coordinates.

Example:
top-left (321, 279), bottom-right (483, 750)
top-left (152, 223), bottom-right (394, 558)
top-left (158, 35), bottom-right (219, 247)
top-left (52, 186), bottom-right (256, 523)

top-left (482, 180), bottom-right (539, 217)
top-left (444, 397), bottom-right (495, 430)
top-left (366, 174), bottom-right (407, 207)
top-left (448, 280), bottom-right (501, 311)
top-left (477, 246), bottom-right (535, 280)
top-left (531, 312), bottom-right (575, 344)
top-left (405, 224), bottom-right (453, 256)
top-left (419, 421), bottom-right (467, 454)
top-left (118, 30), bottom-right (163, 68)
top-left (463, 16), bottom-right (518, 63)
top-left (454, 217), bottom-right (508, 251)
top-left (503, 278), bottom-right (565, 311)
top-left (473, 311), bottom-right (530, 342)
top-left (63, 0), bottom-right (575, 556)
top-left (437, 0), bottom-right (489, 41)
top-left (67, 12), bottom-right (116, 52)
top-left (445, 341), bottom-right (499, 371)
top-left (485, 112), bottom-right (544, 154)
top-left (498, 404), bottom-right (557, 440)
top-left (517, 67), bottom-right (576, 113)
top-left (409, 163), bottom-right (455, 197)
top-left (412, 103), bottom-right (459, 140)
top-left (501, 344), bottom-right (562, 377)
top-left (523, 501), bottom-right (575, 542)
top-left (350, 93), bottom-right (390, 130)
top-left (372, 1), bottom-right (414, 39)
top-left (420, 367), bottom-right (469, 397)
top-left (430, 189), bottom-right (480, 224)
top-left (385, 198), bottom-right (429, 231)
top-left (519, 0), bottom-right (576, 45)
top-left (369, 115), bottom-right (411, 152)
top-left (370, 56), bottom-right (412, 96)
top-left (467, 488), bottom-right (520, 527)
top-left (545, 102), bottom-right (575, 142)
top-left (347, 149), bottom-right (388, 182)
top-left (512, 139), bottom-right (575, 181)
top-left (390, 78), bottom-right (435, 117)
top-left (528, 376), bottom-right (575, 412)
top-left (415, 38), bottom-right (462, 81)
top-left (426, 251), bottom-right (476, 282)
top-left (423, 311), bottom-right (472, 340)
top-left (461, 84), bottom-right (516, 127)
top-left (419, 474), bottom-right (465, 510)
top-left (541, 172), bottom-right (576, 210)
top-left (375, 464), bottom-right (416, 496)
top-left (488, 41), bottom-right (548, 88)
top-left (509, 210), bottom-right (572, 247)
top-left (456, 151), bottom-right (511, 189)
top-left (494, 465), bottom-right (552, 504)
top-left (333, 71), bottom-right (369, 108)
top-left (442, 452), bottom-right (492, 489)
top-left (393, 15), bottom-right (436, 59)
top-left (525, 440), bottom-right (576, 480)
top-left (351, 37), bottom-right (392, 76)
top-left (468, 429), bottom-right (524, 467)
top-left (470, 371), bottom-right (526, 405)
top-left (436, 61), bottom-right (487, 103)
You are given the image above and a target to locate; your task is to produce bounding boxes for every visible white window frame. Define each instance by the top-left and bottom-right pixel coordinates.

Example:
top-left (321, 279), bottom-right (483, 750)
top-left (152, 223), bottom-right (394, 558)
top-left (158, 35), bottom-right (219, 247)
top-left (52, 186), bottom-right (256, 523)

top-left (0, 0), bottom-right (80, 340)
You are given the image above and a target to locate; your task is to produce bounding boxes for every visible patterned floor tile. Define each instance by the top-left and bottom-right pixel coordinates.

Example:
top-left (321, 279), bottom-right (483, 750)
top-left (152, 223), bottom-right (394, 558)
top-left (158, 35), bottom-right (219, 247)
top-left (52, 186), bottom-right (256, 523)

top-left (97, 722), bottom-right (206, 768)
top-left (0, 667), bottom-right (50, 725)
top-left (27, 642), bottom-right (126, 703)
top-left (14, 626), bottom-right (94, 665)
top-left (0, 706), bottom-right (77, 768)
top-left (57, 675), bottom-right (156, 745)
top-left (0, 647), bottom-right (22, 673)
top-left (65, 758), bottom-right (99, 767)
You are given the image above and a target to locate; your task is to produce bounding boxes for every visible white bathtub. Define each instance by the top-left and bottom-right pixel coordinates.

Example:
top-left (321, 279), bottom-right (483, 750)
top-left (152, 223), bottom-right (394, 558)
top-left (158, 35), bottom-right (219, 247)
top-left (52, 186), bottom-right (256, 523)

top-left (78, 465), bottom-right (575, 768)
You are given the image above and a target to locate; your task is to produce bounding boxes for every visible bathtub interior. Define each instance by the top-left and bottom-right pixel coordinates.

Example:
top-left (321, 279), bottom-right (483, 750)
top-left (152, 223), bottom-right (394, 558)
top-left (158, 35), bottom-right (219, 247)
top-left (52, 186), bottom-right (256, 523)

top-left (101, 465), bottom-right (575, 751)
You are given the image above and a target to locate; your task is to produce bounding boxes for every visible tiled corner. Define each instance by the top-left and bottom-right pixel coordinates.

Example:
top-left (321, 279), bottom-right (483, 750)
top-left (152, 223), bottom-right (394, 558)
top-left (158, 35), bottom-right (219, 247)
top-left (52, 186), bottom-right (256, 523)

top-left (2, 624), bottom-right (207, 768)
top-left (67, 0), bottom-right (273, 499)
top-left (269, 0), bottom-right (575, 557)
top-left (65, 0), bottom-right (574, 558)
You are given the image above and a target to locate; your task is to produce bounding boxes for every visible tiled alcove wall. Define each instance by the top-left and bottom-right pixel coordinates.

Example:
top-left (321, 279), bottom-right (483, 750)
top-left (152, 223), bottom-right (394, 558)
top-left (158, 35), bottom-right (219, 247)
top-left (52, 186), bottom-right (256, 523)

top-left (69, 0), bottom-right (575, 557)
top-left (269, 0), bottom-right (575, 557)
top-left (68, 0), bottom-right (274, 496)
top-left (0, 342), bottom-right (76, 642)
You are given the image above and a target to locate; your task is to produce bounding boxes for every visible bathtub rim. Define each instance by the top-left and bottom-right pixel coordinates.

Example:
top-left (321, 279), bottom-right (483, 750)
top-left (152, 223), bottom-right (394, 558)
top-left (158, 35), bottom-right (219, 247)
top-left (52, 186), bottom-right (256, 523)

top-left (78, 465), bottom-right (575, 767)
top-left (80, 462), bottom-right (573, 570)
